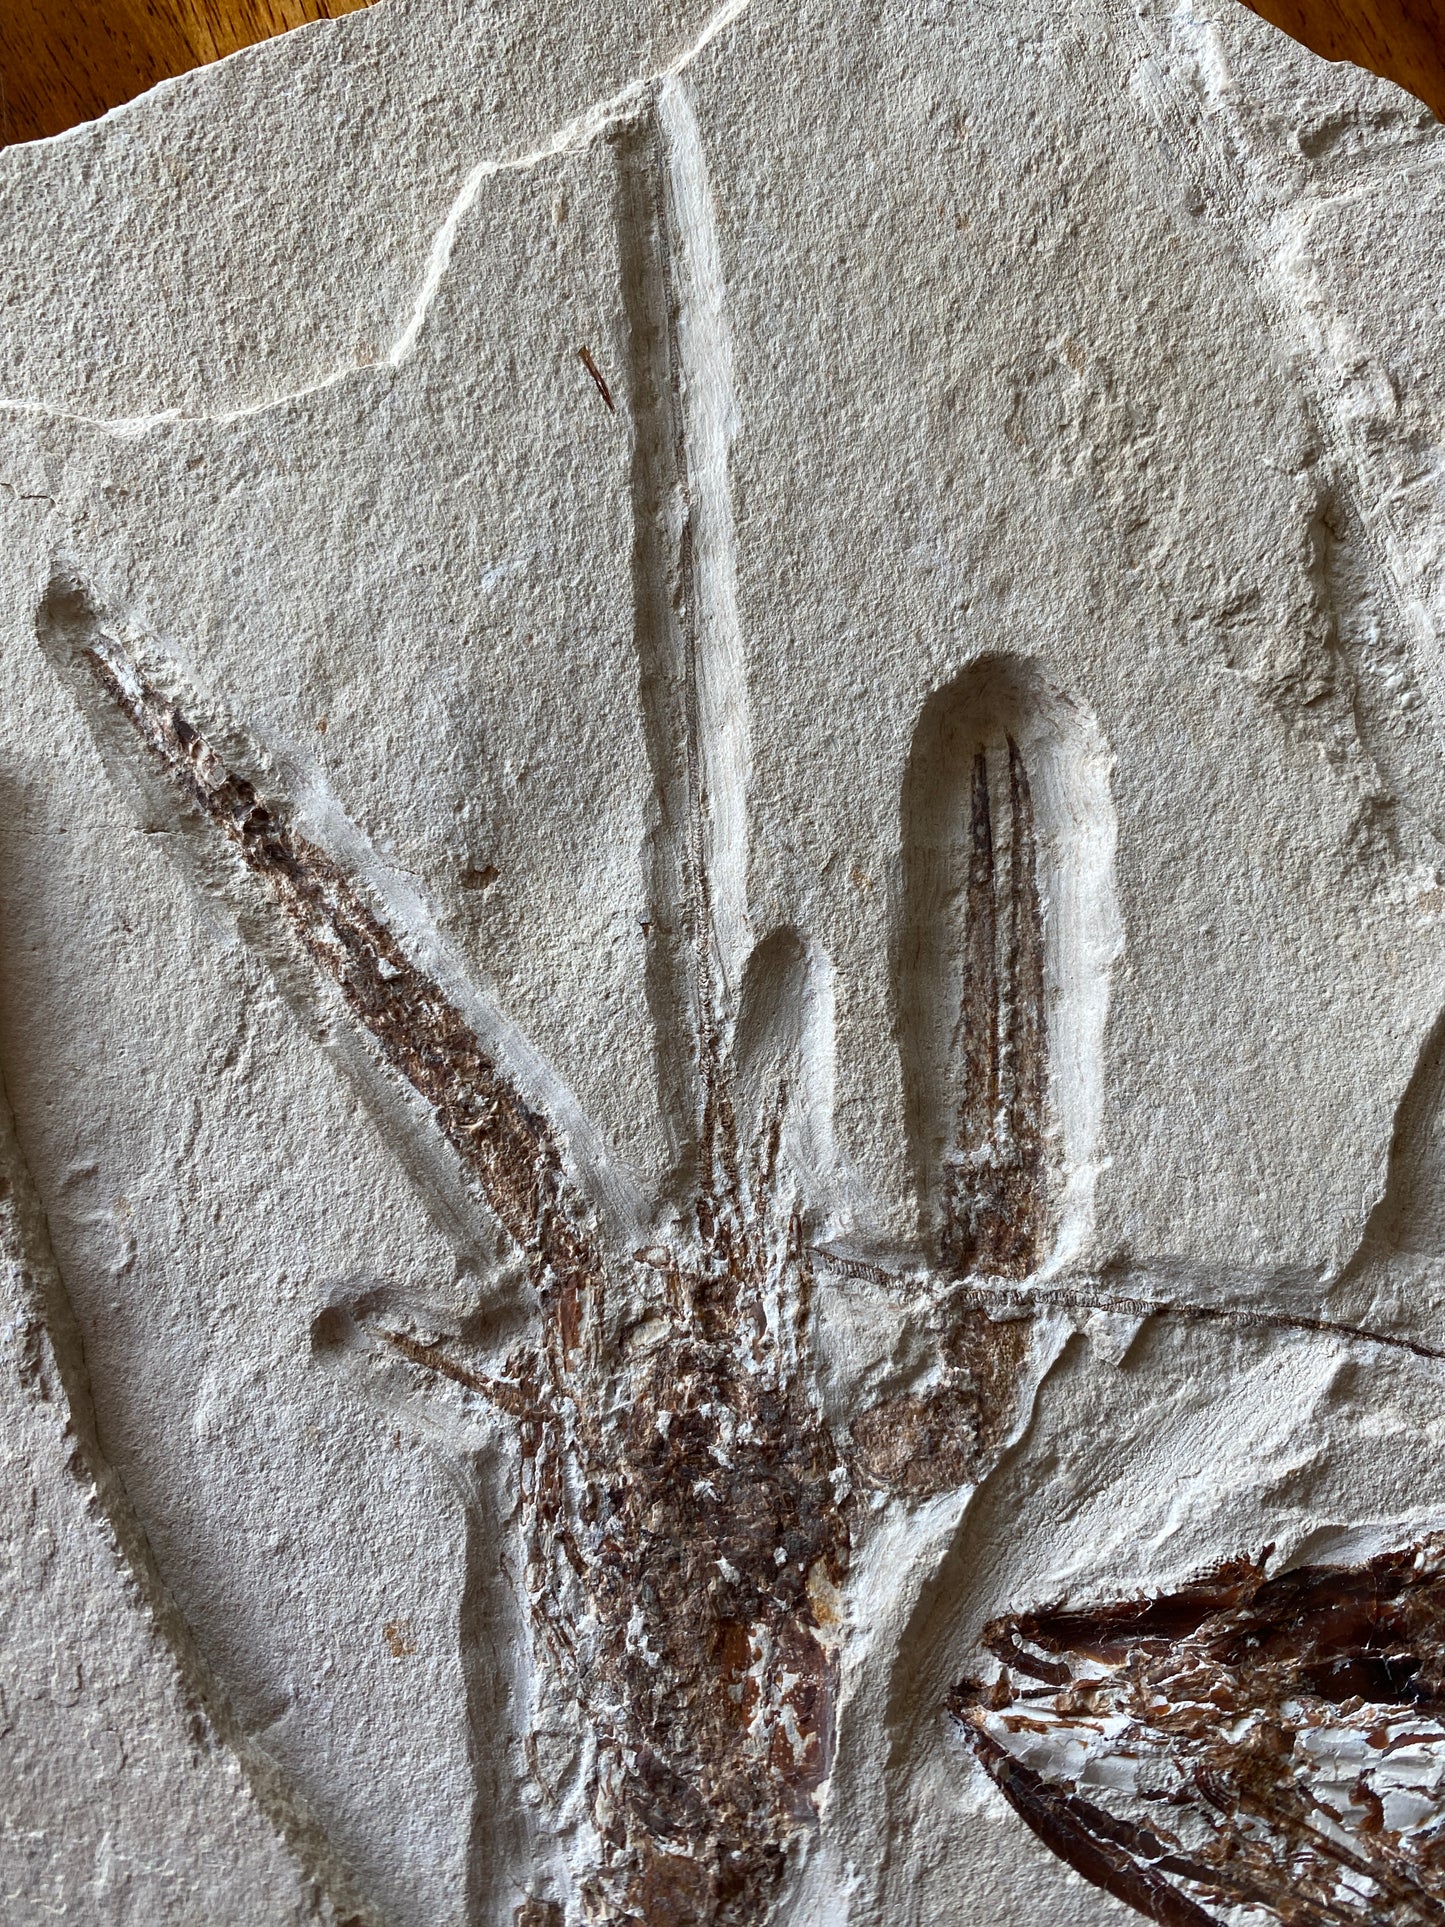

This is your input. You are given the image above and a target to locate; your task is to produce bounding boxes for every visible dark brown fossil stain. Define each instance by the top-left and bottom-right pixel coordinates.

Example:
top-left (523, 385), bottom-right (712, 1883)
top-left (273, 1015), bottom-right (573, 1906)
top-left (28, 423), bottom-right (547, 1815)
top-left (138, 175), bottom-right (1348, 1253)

top-left (942, 736), bottom-right (1048, 1283)
top-left (952, 1543), bottom-right (1445, 1926)
top-left (84, 634), bottom-right (850, 1924)
top-left (851, 1303), bottom-right (1033, 1500)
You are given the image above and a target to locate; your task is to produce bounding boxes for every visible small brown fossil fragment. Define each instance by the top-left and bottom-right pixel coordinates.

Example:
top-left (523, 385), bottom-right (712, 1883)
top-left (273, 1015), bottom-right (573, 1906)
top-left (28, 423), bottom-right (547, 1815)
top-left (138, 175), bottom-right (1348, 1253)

top-left (852, 1307), bottom-right (1034, 1499)
top-left (514, 1900), bottom-right (563, 1927)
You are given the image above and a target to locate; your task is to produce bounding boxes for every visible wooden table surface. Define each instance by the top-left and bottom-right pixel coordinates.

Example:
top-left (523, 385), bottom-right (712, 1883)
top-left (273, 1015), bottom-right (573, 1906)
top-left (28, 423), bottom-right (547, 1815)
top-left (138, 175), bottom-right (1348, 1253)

top-left (0, 0), bottom-right (1440, 145)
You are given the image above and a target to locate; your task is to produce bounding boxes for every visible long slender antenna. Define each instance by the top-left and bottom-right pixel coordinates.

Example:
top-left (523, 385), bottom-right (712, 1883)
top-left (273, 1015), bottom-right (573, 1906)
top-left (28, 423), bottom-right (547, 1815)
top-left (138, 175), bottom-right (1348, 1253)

top-left (944, 737), bottom-right (1048, 1279)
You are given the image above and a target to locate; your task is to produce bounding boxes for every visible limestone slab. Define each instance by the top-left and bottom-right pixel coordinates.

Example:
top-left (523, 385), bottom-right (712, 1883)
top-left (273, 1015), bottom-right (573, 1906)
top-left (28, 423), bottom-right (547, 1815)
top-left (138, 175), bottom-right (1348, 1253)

top-left (3, 2), bottom-right (1445, 1922)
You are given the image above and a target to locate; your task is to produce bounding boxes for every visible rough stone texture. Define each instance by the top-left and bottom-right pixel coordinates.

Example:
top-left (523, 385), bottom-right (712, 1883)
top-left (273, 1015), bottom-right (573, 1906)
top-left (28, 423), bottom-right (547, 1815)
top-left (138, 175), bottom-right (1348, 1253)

top-left (4, 2), bottom-right (1445, 1923)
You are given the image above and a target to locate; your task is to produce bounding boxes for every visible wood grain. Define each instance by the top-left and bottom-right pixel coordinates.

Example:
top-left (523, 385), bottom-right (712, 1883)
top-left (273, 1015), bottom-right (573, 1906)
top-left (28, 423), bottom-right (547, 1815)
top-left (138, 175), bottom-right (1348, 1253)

top-left (1241, 0), bottom-right (1445, 118)
top-left (0, 0), bottom-right (374, 148)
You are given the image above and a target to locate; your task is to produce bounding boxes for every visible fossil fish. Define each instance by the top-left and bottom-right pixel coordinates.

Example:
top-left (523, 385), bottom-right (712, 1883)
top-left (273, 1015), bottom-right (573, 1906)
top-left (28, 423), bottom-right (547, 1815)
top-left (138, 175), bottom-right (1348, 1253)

top-left (953, 1542), bottom-right (1445, 1926)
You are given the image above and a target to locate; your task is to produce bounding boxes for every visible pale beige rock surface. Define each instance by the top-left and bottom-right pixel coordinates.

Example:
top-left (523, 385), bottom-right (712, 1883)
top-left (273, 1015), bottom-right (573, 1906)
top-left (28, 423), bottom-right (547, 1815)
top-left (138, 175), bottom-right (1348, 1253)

top-left (2, 1), bottom-right (1445, 1922)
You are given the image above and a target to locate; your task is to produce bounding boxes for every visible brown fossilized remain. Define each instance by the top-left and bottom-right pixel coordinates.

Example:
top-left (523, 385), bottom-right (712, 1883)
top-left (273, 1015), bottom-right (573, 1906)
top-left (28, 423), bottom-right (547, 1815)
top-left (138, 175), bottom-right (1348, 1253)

top-left (62, 580), bottom-right (1445, 1927)
top-left (853, 728), bottom-right (1047, 1503)
top-left (849, 1299), bottom-right (1033, 1501)
top-left (83, 629), bottom-right (854, 1924)
top-left (952, 1543), bottom-right (1445, 1927)
top-left (56, 86), bottom-right (1060, 1927)
top-left (71, 595), bottom-right (1051, 1920)
top-left (942, 737), bottom-right (1048, 1284)
top-left (63, 95), bottom-right (1445, 1927)
top-left (78, 602), bottom-right (1056, 1918)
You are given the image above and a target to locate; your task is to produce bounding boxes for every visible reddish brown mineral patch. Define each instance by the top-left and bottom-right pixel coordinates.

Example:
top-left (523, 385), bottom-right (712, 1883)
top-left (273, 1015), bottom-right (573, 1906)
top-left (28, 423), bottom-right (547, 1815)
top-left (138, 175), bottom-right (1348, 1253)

top-left (381, 1619), bottom-right (416, 1660)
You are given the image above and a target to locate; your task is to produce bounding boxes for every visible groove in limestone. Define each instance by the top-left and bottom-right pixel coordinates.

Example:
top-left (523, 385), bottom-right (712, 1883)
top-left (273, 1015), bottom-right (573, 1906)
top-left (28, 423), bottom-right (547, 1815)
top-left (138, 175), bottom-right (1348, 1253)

top-left (618, 75), bottom-right (752, 1209)
top-left (654, 75), bottom-right (752, 1034)
top-left (0, 0), bottom-right (751, 439)
top-left (0, 1052), bottom-right (382, 1924)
